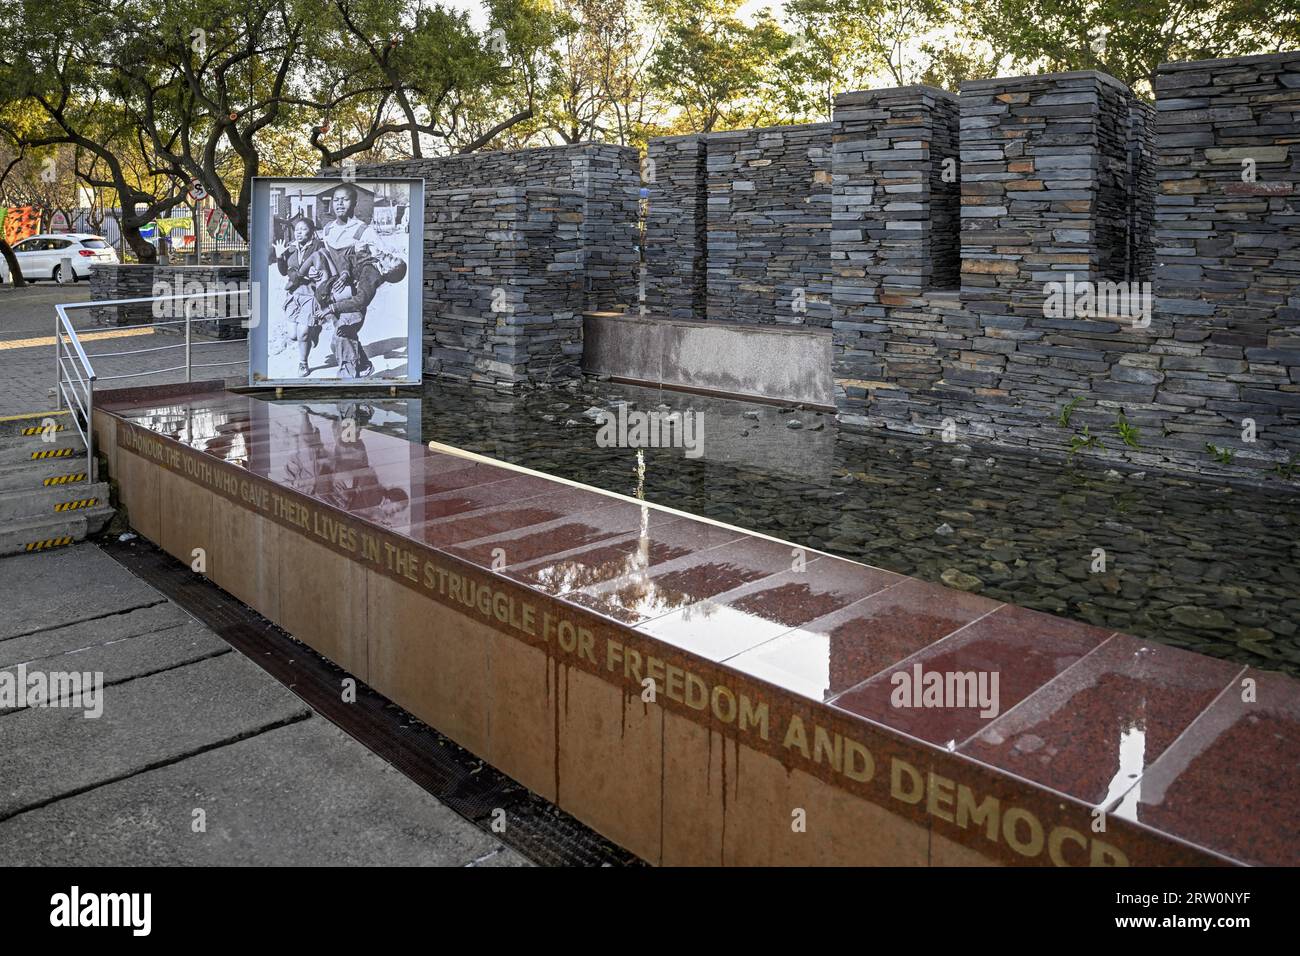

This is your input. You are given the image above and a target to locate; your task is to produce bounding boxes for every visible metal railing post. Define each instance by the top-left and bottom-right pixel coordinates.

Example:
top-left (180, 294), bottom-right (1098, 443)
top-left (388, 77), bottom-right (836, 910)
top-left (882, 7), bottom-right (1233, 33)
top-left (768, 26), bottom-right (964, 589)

top-left (52, 290), bottom-right (248, 463)
top-left (54, 313), bottom-right (63, 410)
top-left (87, 375), bottom-right (96, 482)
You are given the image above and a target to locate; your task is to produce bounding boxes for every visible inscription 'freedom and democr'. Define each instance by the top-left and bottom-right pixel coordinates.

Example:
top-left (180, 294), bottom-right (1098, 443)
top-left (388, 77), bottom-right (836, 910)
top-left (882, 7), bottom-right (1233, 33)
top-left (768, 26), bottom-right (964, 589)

top-left (117, 421), bottom-right (1136, 866)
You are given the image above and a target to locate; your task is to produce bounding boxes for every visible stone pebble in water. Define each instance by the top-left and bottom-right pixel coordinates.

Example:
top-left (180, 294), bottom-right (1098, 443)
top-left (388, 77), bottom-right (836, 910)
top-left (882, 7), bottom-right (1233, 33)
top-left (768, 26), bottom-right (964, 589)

top-left (941, 568), bottom-right (984, 592)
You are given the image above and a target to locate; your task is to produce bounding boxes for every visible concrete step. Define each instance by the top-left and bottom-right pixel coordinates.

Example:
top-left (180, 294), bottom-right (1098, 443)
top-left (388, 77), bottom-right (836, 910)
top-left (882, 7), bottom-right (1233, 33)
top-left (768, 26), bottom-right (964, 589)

top-left (0, 481), bottom-right (111, 523)
top-left (0, 409), bottom-right (114, 557)
top-left (0, 409), bottom-right (70, 440)
top-left (0, 432), bottom-right (85, 466)
top-left (0, 426), bottom-right (76, 451)
top-left (0, 505), bottom-right (115, 557)
top-left (0, 448), bottom-right (91, 492)
top-left (0, 418), bottom-right (75, 450)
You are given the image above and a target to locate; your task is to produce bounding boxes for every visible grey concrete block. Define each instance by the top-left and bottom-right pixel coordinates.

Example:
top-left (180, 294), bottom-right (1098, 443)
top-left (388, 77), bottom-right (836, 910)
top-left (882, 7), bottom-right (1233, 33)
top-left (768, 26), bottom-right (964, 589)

top-left (1, 624), bottom-right (230, 709)
top-left (0, 601), bottom-right (194, 667)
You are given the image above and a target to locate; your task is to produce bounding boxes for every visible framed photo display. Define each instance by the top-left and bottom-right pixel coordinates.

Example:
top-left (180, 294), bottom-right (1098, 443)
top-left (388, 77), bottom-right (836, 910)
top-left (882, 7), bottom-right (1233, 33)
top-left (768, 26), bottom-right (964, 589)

top-left (248, 176), bottom-right (424, 386)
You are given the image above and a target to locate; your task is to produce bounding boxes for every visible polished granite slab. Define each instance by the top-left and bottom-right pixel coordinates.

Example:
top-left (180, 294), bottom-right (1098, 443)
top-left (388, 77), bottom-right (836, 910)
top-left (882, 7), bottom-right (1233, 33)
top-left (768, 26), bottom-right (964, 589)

top-left (97, 384), bottom-right (1300, 866)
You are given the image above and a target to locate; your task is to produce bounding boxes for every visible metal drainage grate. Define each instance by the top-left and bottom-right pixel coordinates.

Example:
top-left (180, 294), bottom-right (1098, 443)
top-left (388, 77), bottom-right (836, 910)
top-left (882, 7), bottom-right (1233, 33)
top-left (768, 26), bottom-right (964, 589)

top-left (101, 535), bottom-right (643, 868)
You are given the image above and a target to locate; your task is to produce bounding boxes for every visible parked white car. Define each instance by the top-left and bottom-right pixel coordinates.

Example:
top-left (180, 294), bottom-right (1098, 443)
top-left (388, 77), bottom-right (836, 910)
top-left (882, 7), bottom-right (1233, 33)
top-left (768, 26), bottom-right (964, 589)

top-left (7, 233), bottom-right (119, 283)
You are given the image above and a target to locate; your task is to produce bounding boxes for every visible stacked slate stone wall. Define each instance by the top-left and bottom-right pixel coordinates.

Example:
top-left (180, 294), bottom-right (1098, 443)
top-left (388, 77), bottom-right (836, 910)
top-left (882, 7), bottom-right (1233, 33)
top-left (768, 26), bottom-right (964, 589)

top-left (1095, 79), bottom-right (1135, 281)
top-left (702, 124), bottom-right (833, 327)
top-left (567, 146), bottom-right (641, 312)
top-left (832, 86), bottom-right (962, 419)
top-left (1127, 101), bottom-right (1157, 281)
top-left (345, 142), bottom-right (639, 313)
top-left (643, 135), bottom-right (707, 320)
top-left (957, 71), bottom-right (1136, 316)
top-left (88, 264), bottom-right (157, 326)
top-left (924, 71), bottom-right (1150, 447)
top-left (930, 94), bottom-right (963, 289)
top-left (1146, 51), bottom-right (1300, 470)
top-left (422, 186), bottom-right (585, 388)
top-left (831, 55), bottom-right (1298, 480)
top-left (300, 52), bottom-right (1300, 478)
top-left (88, 263), bottom-right (248, 338)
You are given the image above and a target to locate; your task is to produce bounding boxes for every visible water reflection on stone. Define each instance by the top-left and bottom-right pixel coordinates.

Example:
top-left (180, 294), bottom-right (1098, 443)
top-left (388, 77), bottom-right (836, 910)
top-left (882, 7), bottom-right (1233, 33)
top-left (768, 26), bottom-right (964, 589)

top-left (406, 379), bottom-right (1300, 679)
top-left (121, 379), bottom-right (1300, 678)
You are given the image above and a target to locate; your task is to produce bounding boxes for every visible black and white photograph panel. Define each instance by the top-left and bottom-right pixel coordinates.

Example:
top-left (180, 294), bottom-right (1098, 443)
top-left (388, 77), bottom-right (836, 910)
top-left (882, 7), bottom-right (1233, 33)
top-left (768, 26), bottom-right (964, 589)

top-left (262, 179), bottom-right (414, 382)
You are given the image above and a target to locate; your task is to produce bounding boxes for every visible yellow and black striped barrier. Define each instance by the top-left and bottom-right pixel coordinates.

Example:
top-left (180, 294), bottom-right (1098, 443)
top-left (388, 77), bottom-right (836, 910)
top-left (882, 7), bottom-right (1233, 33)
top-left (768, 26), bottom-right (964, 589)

top-left (19, 423), bottom-right (64, 436)
top-left (43, 473), bottom-right (87, 486)
top-left (29, 448), bottom-right (75, 460)
top-left (24, 535), bottom-right (73, 552)
top-left (53, 497), bottom-right (98, 513)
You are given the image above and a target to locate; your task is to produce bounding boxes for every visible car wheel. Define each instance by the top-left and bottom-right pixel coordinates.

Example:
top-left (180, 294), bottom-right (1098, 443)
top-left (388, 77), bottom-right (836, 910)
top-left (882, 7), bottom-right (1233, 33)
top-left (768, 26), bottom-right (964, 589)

top-left (53, 265), bottom-right (68, 284)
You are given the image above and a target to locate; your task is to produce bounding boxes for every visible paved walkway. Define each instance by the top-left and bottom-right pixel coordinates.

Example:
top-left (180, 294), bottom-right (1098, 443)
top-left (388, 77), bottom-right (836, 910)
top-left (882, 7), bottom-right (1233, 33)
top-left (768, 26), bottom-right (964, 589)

top-left (0, 543), bottom-right (526, 865)
top-left (0, 284), bottom-right (246, 417)
top-left (0, 285), bottom-right (536, 866)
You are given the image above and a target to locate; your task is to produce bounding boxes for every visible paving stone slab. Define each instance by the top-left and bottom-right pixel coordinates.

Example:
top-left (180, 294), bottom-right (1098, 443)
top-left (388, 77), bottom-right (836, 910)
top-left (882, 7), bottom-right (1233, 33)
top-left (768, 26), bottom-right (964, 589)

top-left (0, 544), bottom-right (166, 639)
top-left (0, 718), bottom-right (528, 866)
top-left (0, 652), bottom-right (310, 819)
top-left (0, 601), bottom-right (195, 667)
top-left (1, 625), bottom-right (230, 712)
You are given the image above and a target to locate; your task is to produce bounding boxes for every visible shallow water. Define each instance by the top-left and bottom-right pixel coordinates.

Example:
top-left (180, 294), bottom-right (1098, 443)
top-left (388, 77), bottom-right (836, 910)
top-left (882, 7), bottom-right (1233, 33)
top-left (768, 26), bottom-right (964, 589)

top-left (280, 377), bottom-right (1300, 679)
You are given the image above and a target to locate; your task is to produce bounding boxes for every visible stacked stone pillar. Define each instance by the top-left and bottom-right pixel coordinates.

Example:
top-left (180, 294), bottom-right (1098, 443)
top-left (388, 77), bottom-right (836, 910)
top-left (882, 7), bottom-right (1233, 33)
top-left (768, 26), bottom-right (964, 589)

top-left (1127, 101), bottom-right (1156, 281)
top-left (423, 186), bottom-right (585, 388)
top-left (831, 86), bottom-right (960, 420)
top-left (1152, 51), bottom-right (1300, 459)
top-left (942, 72), bottom-right (1139, 418)
top-left (566, 148), bottom-right (642, 312)
top-left (703, 124), bottom-right (833, 326)
top-left (958, 71), bottom-right (1133, 316)
top-left (643, 135), bottom-right (708, 320)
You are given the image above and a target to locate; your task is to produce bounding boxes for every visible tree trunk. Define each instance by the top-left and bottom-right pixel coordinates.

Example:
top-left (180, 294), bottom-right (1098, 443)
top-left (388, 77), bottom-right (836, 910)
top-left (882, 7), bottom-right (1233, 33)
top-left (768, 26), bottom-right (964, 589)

top-left (0, 238), bottom-right (26, 287)
top-left (122, 223), bottom-right (158, 263)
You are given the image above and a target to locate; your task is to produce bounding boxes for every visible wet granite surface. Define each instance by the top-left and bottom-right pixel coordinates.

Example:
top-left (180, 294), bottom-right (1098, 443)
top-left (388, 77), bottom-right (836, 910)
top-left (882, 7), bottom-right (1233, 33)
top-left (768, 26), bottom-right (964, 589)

top-left (111, 378), bottom-right (1300, 679)
top-left (413, 380), bottom-right (1300, 680)
top-left (99, 381), bottom-right (1300, 864)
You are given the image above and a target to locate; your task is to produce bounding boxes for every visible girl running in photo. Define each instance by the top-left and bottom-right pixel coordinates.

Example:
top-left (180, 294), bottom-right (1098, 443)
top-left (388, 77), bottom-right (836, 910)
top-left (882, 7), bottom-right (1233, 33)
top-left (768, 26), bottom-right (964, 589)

top-left (271, 216), bottom-right (330, 377)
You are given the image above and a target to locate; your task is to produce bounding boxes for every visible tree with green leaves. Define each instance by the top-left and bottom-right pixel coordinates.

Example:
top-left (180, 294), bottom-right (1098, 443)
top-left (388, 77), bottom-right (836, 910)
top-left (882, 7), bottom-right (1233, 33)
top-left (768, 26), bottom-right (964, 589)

top-left (646, 0), bottom-right (793, 133)
top-left (298, 0), bottom-right (550, 165)
top-left (1, 0), bottom-right (563, 246)
top-left (540, 0), bottom-right (663, 145)
top-left (781, 0), bottom-right (962, 116)
top-left (971, 0), bottom-right (1300, 93)
top-left (113, 0), bottom-right (308, 243)
top-left (0, 0), bottom-right (189, 260)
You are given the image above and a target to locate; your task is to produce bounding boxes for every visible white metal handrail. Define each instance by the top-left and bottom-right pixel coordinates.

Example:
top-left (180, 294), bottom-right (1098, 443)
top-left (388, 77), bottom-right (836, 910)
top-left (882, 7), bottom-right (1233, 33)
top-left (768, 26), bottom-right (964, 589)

top-left (54, 289), bottom-right (251, 481)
